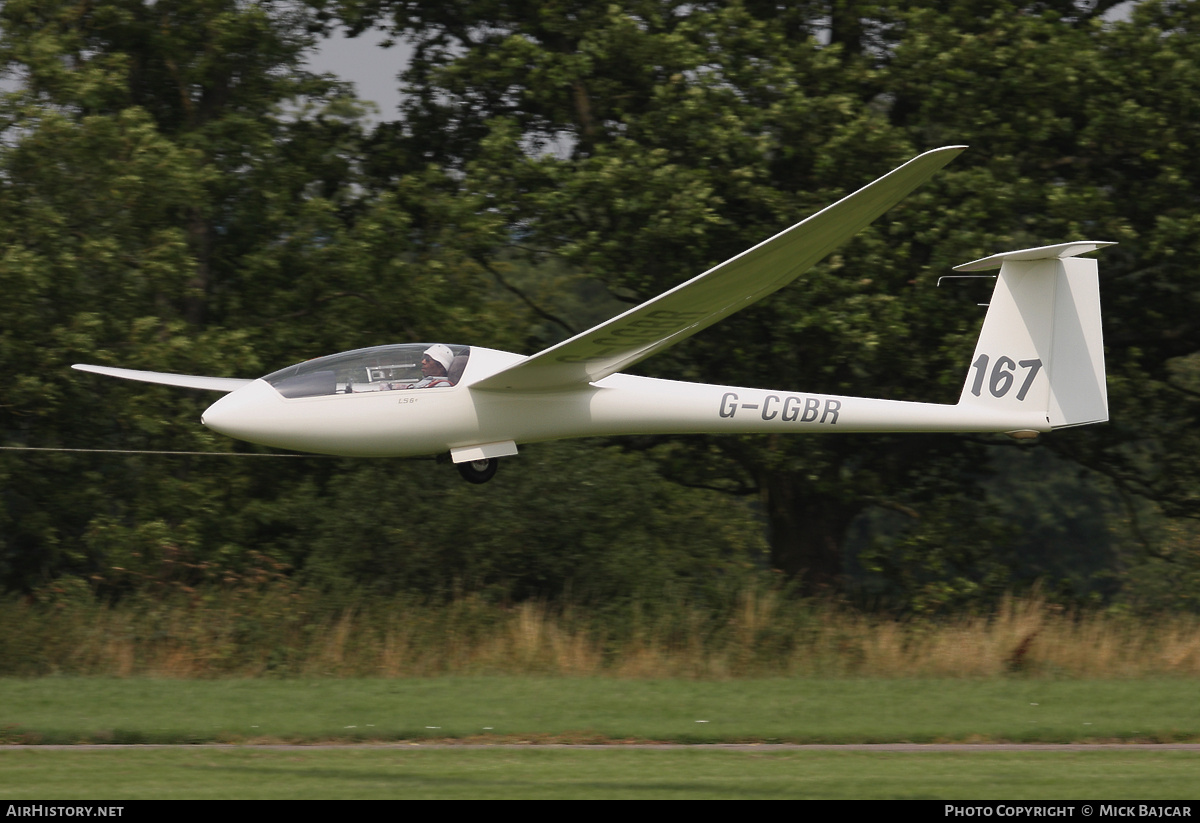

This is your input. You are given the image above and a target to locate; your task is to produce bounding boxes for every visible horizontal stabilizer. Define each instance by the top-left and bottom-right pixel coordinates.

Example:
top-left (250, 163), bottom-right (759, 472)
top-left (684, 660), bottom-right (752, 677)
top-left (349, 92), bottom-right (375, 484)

top-left (954, 241), bottom-right (1116, 271)
top-left (72, 364), bottom-right (253, 393)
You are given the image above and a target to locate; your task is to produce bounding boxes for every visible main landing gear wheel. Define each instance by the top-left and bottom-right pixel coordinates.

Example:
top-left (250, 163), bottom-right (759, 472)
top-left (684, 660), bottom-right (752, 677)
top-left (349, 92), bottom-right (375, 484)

top-left (456, 457), bottom-right (498, 484)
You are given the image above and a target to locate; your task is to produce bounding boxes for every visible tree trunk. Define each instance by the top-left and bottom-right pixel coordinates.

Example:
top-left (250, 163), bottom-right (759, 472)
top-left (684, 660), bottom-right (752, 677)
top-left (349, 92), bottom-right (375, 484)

top-left (184, 209), bottom-right (211, 327)
top-left (759, 469), bottom-right (858, 592)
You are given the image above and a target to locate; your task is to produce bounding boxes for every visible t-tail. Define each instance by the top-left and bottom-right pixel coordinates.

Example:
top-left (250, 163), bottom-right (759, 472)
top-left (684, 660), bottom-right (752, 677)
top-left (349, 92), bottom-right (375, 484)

top-left (954, 241), bottom-right (1113, 435)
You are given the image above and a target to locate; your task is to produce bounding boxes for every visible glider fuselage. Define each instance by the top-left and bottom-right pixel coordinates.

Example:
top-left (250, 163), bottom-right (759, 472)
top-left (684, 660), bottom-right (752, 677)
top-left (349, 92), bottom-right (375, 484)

top-left (199, 345), bottom-right (1049, 458)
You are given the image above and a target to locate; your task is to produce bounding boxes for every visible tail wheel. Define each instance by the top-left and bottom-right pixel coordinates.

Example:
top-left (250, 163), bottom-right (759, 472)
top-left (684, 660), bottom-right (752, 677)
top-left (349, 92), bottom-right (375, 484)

top-left (456, 457), bottom-right (498, 484)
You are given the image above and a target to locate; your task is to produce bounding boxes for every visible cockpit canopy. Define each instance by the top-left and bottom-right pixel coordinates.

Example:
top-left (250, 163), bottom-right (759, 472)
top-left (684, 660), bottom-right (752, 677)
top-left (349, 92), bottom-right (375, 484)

top-left (264, 344), bottom-right (470, 398)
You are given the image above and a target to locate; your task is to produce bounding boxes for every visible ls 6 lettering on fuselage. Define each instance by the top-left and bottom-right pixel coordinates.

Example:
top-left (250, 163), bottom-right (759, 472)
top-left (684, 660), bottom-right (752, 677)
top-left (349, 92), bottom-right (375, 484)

top-left (719, 392), bottom-right (841, 424)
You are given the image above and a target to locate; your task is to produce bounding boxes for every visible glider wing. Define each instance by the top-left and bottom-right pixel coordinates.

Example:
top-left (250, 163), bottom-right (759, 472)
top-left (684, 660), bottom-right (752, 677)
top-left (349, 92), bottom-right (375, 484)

top-left (471, 146), bottom-right (966, 392)
top-left (72, 364), bottom-right (253, 393)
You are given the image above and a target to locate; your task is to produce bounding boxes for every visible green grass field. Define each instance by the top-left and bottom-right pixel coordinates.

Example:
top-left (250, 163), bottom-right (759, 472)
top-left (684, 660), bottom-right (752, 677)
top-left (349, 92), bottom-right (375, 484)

top-left (3, 677), bottom-right (1199, 745)
top-left (2, 677), bottom-right (1199, 798)
top-left (4, 746), bottom-right (1200, 800)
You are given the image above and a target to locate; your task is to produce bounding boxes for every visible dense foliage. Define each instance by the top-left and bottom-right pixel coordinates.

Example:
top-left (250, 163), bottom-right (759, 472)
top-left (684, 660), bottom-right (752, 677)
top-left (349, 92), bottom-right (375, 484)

top-left (2, 0), bottom-right (1199, 613)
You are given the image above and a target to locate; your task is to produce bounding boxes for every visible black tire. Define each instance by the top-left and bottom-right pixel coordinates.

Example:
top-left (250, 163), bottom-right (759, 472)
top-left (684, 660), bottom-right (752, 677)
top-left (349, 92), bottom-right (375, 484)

top-left (456, 457), bottom-right (498, 484)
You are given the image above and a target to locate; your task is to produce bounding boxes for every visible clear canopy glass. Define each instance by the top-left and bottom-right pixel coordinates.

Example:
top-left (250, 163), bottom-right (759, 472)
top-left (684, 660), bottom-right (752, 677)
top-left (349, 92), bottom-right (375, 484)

top-left (263, 344), bottom-right (470, 398)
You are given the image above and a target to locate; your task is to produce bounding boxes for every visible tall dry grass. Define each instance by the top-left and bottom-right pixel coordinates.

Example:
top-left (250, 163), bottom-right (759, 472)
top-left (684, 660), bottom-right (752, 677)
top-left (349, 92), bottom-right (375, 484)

top-left (4, 585), bottom-right (1199, 678)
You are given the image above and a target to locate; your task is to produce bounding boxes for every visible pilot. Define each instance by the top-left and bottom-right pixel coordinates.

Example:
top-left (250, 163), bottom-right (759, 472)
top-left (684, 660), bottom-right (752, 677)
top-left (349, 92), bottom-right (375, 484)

top-left (403, 344), bottom-right (455, 389)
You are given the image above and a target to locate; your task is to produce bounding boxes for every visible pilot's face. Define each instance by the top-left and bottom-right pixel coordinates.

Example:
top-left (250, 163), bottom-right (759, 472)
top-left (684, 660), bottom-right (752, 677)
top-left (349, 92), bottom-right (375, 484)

top-left (421, 355), bottom-right (446, 377)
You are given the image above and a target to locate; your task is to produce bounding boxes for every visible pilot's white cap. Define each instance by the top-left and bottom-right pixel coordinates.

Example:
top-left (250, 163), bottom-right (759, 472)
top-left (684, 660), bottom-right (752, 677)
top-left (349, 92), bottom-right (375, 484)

top-left (424, 344), bottom-right (454, 372)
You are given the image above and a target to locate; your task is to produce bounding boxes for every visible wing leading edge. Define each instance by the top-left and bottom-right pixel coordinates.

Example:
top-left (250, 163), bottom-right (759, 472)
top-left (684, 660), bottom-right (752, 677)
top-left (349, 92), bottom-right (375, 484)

top-left (72, 364), bottom-right (253, 393)
top-left (471, 146), bottom-right (966, 393)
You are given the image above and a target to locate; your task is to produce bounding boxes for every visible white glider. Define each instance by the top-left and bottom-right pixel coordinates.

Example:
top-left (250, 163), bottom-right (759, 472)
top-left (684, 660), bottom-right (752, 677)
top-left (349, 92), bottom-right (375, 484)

top-left (73, 147), bottom-right (1112, 482)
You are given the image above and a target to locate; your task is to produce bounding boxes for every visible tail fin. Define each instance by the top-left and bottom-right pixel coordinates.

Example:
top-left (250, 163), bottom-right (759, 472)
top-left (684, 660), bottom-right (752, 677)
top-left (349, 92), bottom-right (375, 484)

top-left (954, 242), bottom-right (1113, 429)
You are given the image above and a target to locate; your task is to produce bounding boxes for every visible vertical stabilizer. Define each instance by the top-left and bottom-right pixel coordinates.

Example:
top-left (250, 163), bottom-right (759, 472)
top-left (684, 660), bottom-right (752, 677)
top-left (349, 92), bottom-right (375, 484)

top-left (954, 242), bottom-right (1113, 429)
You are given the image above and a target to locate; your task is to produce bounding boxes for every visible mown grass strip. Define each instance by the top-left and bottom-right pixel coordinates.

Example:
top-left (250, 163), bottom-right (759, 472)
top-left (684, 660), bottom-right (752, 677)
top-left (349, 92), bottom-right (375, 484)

top-left (2, 747), bottom-right (1199, 800)
top-left (3, 677), bottom-right (1198, 745)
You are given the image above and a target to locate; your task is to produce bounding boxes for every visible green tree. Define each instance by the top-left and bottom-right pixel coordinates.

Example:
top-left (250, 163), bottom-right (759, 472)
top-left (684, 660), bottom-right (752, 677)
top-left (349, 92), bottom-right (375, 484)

top-left (319, 0), bottom-right (1200, 599)
top-left (1, 0), bottom-right (766, 606)
top-left (0, 0), bottom-right (491, 593)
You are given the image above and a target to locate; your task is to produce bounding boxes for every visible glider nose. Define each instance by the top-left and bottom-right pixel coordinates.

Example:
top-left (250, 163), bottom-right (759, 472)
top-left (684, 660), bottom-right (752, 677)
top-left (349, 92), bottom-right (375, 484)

top-left (201, 379), bottom-right (280, 442)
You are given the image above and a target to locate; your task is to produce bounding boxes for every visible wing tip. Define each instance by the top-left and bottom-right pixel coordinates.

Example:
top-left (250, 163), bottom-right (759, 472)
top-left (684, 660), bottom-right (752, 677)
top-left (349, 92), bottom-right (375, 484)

top-left (911, 145), bottom-right (968, 161)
